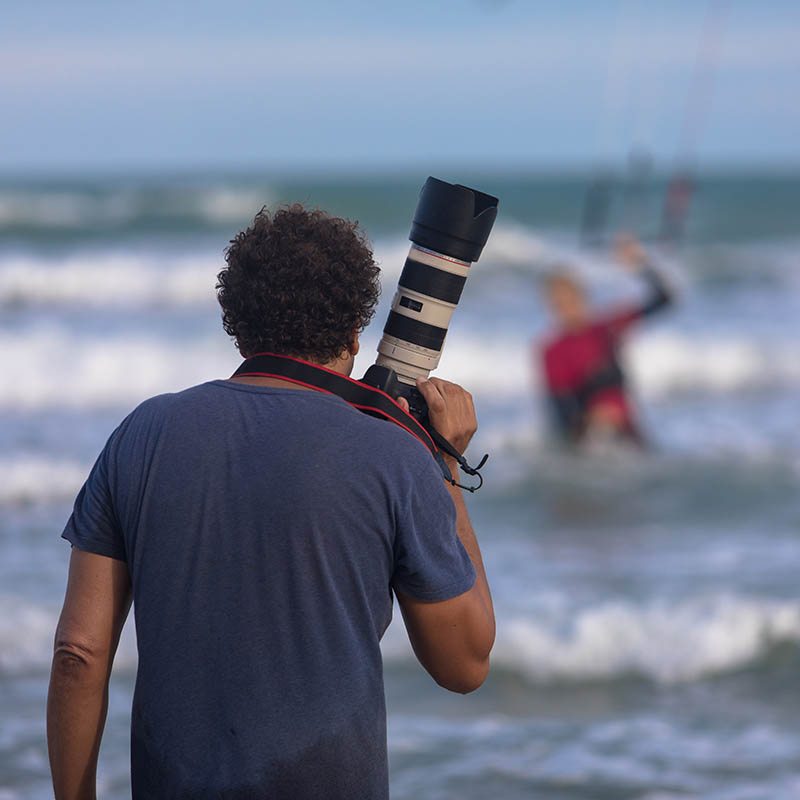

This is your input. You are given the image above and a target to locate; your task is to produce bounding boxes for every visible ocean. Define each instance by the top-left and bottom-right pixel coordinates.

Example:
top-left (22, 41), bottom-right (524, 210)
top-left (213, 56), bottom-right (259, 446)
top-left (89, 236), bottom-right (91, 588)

top-left (2, 170), bottom-right (799, 799)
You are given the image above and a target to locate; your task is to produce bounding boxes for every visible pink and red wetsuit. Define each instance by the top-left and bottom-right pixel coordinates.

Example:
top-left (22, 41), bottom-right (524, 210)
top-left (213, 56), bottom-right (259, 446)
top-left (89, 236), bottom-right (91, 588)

top-left (540, 267), bottom-right (672, 443)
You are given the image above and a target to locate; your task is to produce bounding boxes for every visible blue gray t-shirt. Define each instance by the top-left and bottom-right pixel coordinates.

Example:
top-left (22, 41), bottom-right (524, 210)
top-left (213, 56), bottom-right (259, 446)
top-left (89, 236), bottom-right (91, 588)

top-left (62, 379), bottom-right (475, 799)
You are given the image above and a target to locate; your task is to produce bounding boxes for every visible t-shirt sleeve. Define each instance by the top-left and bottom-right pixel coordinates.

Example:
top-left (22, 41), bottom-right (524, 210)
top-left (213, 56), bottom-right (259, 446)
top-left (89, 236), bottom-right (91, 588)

top-left (62, 434), bottom-right (127, 562)
top-left (391, 450), bottom-right (476, 603)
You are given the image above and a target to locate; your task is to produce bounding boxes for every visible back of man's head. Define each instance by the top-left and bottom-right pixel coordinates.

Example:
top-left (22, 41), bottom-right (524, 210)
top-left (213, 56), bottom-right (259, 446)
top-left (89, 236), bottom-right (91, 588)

top-left (217, 204), bottom-right (380, 363)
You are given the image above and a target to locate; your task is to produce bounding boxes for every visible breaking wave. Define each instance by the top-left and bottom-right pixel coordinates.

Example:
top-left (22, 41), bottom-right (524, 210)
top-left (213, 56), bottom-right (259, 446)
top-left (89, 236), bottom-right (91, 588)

top-left (0, 184), bottom-right (274, 233)
top-left (3, 591), bottom-right (797, 685)
top-left (0, 593), bottom-right (138, 677)
top-left (0, 251), bottom-right (220, 308)
top-left (2, 326), bottom-right (799, 411)
top-left (383, 594), bottom-right (800, 685)
top-left (3, 217), bottom-right (798, 310)
top-left (0, 456), bottom-right (89, 505)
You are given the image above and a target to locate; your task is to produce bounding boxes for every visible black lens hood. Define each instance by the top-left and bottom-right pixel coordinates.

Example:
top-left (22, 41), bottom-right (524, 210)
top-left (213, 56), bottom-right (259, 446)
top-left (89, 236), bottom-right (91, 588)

top-left (409, 177), bottom-right (499, 263)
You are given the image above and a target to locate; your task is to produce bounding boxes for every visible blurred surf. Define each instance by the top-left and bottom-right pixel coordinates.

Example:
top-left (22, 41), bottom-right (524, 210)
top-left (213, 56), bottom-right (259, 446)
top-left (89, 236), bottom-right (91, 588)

top-left (2, 325), bottom-right (799, 410)
top-left (2, 225), bottom-right (798, 309)
top-left (1, 590), bottom-right (796, 687)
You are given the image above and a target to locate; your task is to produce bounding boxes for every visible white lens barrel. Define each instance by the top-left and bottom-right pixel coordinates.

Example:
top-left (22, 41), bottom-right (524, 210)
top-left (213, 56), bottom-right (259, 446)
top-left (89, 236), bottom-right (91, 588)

top-left (375, 244), bottom-right (472, 384)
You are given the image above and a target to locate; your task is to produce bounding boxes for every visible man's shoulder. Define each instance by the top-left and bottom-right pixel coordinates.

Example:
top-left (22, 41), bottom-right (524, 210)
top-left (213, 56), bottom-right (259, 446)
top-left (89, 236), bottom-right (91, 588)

top-left (130, 382), bottom-right (210, 413)
top-left (127, 382), bottom-right (435, 463)
top-left (118, 382), bottom-right (219, 432)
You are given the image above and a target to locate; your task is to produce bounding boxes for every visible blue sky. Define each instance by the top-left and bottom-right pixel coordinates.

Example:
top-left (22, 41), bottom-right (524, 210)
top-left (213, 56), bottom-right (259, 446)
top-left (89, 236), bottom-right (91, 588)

top-left (1, 0), bottom-right (797, 173)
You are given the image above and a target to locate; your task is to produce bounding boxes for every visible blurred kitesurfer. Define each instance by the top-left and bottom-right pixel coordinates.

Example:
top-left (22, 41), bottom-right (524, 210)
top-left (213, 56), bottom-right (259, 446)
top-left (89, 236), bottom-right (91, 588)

top-left (539, 233), bottom-right (673, 445)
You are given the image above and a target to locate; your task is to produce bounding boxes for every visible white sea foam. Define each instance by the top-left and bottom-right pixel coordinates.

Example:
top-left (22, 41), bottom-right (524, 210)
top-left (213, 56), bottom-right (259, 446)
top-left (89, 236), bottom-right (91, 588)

top-left (3, 325), bottom-right (800, 412)
top-left (389, 713), bottom-right (800, 797)
top-left (3, 591), bottom-right (795, 684)
top-left (0, 240), bottom-right (407, 308)
top-left (437, 330), bottom-right (800, 399)
top-left (476, 222), bottom-right (547, 267)
top-left (383, 594), bottom-right (800, 685)
top-left (0, 186), bottom-right (274, 231)
top-left (0, 594), bottom-right (138, 676)
top-left (0, 597), bottom-right (60, 675)
top-left (494, 595), bottom-right (800, 683)
top-left (628, 333), bottom-right (800, 397)
top-left (2, 218), bottom-right (793, 310)
top-left (0, 190), bottom-right (104, 229)
top-left (0, 251), bottom-right (220, 308)
top-left (0, 457), bottom-right (89, 505)
top-left (0, 327), bottom-right (235, 409)
top-left (0, 224), bottom-right (585, 308)
top-left (194, 188), bottom-right (275, 223)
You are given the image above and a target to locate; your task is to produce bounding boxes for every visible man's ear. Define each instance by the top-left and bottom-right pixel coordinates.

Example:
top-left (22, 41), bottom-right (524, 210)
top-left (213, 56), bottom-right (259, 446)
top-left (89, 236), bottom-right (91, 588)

top-left (349, 334), bottom-right (360, 357)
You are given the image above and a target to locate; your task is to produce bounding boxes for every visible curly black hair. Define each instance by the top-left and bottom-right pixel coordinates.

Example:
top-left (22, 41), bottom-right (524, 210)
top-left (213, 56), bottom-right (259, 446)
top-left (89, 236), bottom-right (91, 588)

top-left (217, 204), bottom-right (381, 362)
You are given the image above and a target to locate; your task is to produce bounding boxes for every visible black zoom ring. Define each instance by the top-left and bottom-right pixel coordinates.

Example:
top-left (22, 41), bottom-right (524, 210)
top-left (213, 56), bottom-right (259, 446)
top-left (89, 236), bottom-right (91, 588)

top-left (383, 311), bottom-right (447, 351)
top-left (398, 258), bottom-right (467, 305)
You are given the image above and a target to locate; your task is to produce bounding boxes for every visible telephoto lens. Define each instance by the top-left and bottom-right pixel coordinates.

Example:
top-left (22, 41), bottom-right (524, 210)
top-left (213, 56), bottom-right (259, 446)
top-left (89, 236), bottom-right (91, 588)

top-left (363, 177), bottom-right (498, 419)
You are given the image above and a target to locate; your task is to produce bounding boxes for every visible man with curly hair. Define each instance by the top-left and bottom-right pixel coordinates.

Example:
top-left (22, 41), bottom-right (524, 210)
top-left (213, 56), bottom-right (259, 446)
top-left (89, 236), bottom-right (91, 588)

top-left (48, 204), bottom-right (495, 799)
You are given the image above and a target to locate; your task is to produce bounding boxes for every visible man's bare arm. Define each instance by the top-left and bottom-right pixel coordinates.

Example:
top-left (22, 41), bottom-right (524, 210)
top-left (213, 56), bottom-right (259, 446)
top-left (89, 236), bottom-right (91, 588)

top-left (396, 377), bottom-right (495, 694)
top-left (48, 548), bottom-right (132, 800)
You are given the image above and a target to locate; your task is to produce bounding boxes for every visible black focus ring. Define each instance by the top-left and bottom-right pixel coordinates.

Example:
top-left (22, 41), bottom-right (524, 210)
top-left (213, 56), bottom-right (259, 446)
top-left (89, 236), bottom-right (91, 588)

top-left (383, 311), bottom-right (447, 352)
top-left (398, 258), bottom-right (467, 305)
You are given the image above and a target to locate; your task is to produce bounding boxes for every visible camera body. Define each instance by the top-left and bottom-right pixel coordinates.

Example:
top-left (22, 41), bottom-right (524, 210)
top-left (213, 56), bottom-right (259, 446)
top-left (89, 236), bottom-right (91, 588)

top-left (362, 363), bottom-right (430, 419)
top-left (362, 177), bottom-right (498, 420)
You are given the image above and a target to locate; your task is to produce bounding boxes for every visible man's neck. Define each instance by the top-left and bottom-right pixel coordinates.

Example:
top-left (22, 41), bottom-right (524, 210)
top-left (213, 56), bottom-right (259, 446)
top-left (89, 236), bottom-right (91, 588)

top-left (228, 352), bottom-right (354, 391)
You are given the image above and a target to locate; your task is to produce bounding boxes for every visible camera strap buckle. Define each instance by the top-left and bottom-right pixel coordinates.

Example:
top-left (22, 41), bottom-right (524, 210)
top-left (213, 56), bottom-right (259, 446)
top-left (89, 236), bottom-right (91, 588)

top-left (429, 429), bottom-right (489, 493)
